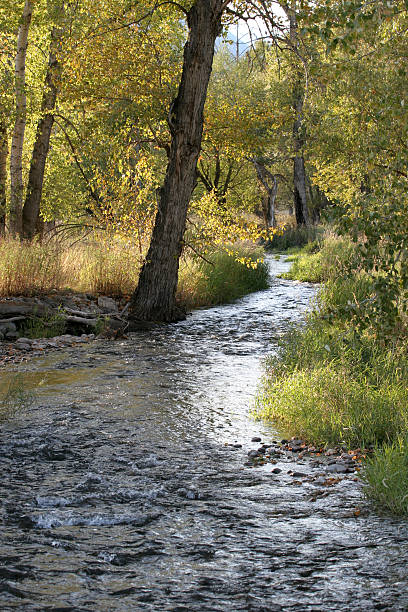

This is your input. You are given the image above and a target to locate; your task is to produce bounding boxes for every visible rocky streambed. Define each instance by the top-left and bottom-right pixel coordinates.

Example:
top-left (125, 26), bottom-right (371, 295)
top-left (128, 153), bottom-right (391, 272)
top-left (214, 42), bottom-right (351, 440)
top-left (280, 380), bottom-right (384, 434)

top-left (0, 293), bottom-right (126, 367)
top-left (0, 257), bottom-right (407, 611)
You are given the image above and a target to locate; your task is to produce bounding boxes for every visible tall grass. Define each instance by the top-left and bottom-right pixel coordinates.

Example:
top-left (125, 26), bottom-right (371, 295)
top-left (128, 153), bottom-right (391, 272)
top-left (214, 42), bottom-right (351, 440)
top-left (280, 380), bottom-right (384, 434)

top-left (282, 235), bottom-right (359, 283)
top-left (0, 236), bottom-right (142, 297)
top-left (257, 332), bottom-right (408, 447)
top-left (0, 236), bottom-right (267, 310)
top-left (177, 245), bottom-right (268, 309)
top-left (62, 239), bottom-right (142, 296)
top-left (266, 224), bottom-right (324, 251)
top-left (0, 238), bottom-right (65, 295)
top-left (362, 437), bottom-right (408, 516)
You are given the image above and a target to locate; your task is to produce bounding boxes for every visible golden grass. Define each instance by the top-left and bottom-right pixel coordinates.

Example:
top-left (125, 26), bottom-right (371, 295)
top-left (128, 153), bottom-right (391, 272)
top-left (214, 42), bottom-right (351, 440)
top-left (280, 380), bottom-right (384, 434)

top-left (0, 236), bottom-right (142, 297)
top-left (0, 237), bottom-right (268, 308)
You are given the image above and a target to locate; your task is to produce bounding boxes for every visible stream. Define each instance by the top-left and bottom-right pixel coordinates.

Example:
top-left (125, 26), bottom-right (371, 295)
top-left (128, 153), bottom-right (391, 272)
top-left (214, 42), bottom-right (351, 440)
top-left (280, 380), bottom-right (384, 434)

top-left (0, 257), bottom-right (407, 611)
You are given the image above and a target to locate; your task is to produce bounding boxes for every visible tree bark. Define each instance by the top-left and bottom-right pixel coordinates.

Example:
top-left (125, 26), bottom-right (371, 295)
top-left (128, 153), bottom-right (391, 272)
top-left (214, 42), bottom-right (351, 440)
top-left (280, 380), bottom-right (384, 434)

top-left (293, 153), bottom-right (309, 225)
top-left (9, 0), bottom-right (33, 237)
top-left (253, 159), bottom-right (278, 230)
top-left (287, 2), bottom-right (309, 226)
top-left (0, 120), bottom-right (8, 235)
top-left (22, 24), bottom-right (63, 241)
top-left (129, 0), bottom-right (225, 323)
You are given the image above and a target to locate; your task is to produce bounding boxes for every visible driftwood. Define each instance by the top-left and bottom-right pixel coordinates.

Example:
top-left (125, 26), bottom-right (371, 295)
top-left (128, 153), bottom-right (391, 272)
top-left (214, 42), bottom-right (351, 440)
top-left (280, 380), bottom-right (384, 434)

top-left (0, 316), bottom-right (27, 324)
top-left (63, 307), bottom-right (99, 319)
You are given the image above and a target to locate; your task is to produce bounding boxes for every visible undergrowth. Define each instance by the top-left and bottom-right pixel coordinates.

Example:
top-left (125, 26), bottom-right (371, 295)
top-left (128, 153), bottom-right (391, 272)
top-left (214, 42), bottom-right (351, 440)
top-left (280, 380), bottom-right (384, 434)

top-left (281, 235), bottom-right (359, 283)
top-left (266, 224), bottom-right (323, 251)
top-left (21, 310), bottom-right (66, 339)
top-left (256, 233), bottom-right (408, 515)
top-left (177, 245), bottom-right (268, 309)
top-left (0, 236), bottom-right (267, 311)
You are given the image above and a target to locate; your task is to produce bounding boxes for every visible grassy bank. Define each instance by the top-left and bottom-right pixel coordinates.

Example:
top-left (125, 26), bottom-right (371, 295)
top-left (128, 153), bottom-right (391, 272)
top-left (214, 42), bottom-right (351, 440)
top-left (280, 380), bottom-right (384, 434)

top-left (256, 234), bottom-right (408, 515)
top-left (266, 224), bottom-right (324, 252)
top-left (0, 236), bottom-right (268, 310)
top-left (177, 245), bottom-right (268, 309)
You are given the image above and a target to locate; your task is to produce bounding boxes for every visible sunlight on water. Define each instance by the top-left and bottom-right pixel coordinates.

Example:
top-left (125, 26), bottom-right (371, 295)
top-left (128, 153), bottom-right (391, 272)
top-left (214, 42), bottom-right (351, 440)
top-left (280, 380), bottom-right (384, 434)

top-left (0, 257), bottom-right (407, 611)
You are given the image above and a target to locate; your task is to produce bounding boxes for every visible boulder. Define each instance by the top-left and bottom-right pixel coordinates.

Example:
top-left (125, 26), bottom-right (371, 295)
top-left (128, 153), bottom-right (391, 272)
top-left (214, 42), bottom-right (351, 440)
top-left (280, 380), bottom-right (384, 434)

top-left (0, 321), bottom-right (17, 333)
top-left (97, 296), bottom-right (118, 312)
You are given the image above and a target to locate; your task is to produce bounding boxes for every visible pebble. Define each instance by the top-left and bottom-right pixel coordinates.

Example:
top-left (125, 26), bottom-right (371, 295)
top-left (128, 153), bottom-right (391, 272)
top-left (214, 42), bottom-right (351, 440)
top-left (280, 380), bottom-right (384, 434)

top-left (251, 436), bottom-right (262, 442)
top-left (271, 468), bottom-right (282, 474)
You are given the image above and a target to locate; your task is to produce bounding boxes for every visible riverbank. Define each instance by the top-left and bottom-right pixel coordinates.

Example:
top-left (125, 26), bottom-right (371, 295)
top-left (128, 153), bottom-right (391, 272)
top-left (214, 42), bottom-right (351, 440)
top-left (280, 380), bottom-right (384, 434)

top-left (256, 236), bottom-right (408, 516)
top-left (0, 241), bottom-right (268, 368)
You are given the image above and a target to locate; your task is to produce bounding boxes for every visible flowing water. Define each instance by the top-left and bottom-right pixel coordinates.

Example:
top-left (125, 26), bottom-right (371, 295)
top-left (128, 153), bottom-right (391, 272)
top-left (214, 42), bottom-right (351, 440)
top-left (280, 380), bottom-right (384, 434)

top-left (0, 257), bottom-right (407, 611)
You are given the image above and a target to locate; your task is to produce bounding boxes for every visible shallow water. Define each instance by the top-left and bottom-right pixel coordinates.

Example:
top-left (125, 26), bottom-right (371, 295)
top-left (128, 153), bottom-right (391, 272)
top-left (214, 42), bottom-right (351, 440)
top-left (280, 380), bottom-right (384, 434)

top-left (0, 257), bottom-right (407, 611)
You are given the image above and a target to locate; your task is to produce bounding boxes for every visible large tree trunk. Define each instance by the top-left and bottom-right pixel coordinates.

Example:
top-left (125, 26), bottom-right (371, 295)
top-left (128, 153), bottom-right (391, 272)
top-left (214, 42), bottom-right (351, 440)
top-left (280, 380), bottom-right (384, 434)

top-left (0, 120), bottom-right (8, 235)
top-left (9, 0), bottom-right (33, 237)
top-left (129, 0), bottom-right (225, 323)
top-left (22, 24), bottom-right (62, 241)
top-left (287, 2), bottom-right (309, 226)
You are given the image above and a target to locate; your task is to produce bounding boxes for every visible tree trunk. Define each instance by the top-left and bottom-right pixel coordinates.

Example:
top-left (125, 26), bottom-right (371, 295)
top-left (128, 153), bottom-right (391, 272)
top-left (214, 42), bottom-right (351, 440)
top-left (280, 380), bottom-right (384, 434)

top-left (129, 0), bottom-right (224, 323)
top-left (0, 120), bottom-right (8, 235)
top-left (253, 159), bottom-right (277, 231)
top-left (22, 24), bottom-right (62, 241)
top-left (9, 0), bottom-right (33, 237)
top-left (287, 3), bottom-right (309, 226)
top-left (293, 153), bottom-right (309, 225)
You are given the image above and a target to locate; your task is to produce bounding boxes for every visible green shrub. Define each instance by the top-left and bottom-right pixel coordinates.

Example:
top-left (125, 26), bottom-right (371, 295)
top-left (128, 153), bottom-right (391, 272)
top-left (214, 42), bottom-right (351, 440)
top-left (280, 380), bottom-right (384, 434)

top-left (0, 374), bottom-right (34, 422)
top-left (21, 310), bottom-right (66, 339)
top-left (362, 438), bottom-right (408, 516)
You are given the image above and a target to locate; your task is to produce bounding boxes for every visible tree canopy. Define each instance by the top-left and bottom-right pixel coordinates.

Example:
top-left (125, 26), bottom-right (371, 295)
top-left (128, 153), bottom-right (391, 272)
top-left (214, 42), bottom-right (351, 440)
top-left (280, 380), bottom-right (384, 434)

top-left (0, 0), bottom-right (407, 320)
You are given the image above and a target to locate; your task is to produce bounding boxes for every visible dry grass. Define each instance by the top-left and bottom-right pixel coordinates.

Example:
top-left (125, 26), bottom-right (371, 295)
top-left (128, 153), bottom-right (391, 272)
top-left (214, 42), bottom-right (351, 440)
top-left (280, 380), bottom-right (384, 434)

top-left (0, 237), bottom-right (267, 308)
top-left (62, 239), bottom-right (142, 296)
top-left (0, 238), bottom-right (65, 295)
top-left (0, 235), bottom-right (142, 297)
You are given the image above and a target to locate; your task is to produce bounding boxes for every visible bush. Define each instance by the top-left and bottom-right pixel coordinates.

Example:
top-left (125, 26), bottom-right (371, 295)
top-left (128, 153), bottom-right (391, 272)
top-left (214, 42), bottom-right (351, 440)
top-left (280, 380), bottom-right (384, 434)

top-left (21, 310), bottom-right (66, 339)
top-left (177, 245), bottom-right (269, 309)
top-left (0, 374), bottom-right (34, 422)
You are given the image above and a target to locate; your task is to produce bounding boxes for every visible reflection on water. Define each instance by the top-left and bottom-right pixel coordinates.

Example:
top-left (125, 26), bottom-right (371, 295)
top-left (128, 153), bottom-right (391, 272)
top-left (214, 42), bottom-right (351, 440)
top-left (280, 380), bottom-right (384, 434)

top-left (0, 257), bottom-right (407, 611)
